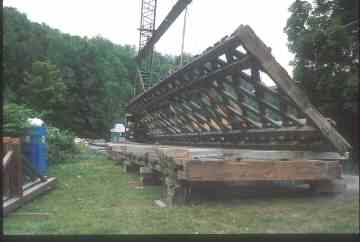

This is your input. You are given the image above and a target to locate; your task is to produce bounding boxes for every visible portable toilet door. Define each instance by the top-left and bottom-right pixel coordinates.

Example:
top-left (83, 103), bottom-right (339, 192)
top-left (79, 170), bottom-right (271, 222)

top-left (111, 131), bottom-right (120, 143)
top-left (23, 126), bottom-right (48, 176)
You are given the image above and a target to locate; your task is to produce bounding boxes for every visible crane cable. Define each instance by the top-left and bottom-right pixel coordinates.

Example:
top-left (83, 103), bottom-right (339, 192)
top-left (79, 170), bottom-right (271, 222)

top-left (155, 1), bottom-right (191, 80)
top-left (180, 6), bottom-right (188, 66)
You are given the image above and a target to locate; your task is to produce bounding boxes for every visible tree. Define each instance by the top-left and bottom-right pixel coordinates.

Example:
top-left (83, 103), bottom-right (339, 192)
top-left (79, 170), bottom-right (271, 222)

top-left (285, 0), bottom-right (358, 110)
top-left (285, 0), bottom-right (359, 167)
top-left (17, 60), bottom-right (67, 117)
top-left (3, 7), bottom-right (175, 138)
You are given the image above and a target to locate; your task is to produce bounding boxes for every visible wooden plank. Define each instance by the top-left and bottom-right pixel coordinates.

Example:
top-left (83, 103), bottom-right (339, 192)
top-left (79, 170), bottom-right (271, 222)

top-left (251, 63), bottom-right (268, 128)
top-left (13, 142), bottom-right (23, 197)
top-left (235, 83), bottom-right (304, 127)
top-left (2, 150), bottom-right (13, 168)
top-left (109, 142), bottom-right (345, 188)
top-left (156, 126), bottom-right (318, 138)
top-left (236, 25), bottom-right (351, 154)
top-left (136, 67), bottom-right (145, 92)
top-left (22, 178), bottom-right (42, 190)
top-left (132, 55), bottom-right (252, 114)
top-left (3, 177), bottom-right (56, 216)
top-left (309, 179), bottom-right (346, 193)
top-left (220, 149), bottom-right (349, 161)
top-left (110, 142), bottom-right (347, 162)
top-left (185, 159), bottom-right (342, 182)
top-left (278, 89), bottom-right (290, 126)
top-left (3, 140), bottom-right (24, 199)
top-left (111, 143), bottom-right (190, 166)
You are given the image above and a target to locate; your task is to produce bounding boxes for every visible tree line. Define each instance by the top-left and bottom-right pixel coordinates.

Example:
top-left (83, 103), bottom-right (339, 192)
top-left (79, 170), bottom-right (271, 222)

top-left (285, 0), bottom-right (358, 165)
top-left (3, 2), bottom-right (358, 167)
top-left (3, 7), bottom-right (178, 139)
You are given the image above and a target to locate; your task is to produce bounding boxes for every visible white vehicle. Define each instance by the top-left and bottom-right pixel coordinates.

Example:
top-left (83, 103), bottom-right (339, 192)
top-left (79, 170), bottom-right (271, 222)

top-left (110, 123), bottom-right (126, 143)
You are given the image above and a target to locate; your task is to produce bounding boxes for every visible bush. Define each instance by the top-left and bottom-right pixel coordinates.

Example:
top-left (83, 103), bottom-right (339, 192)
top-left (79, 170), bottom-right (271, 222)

top-left (4, 102), bottom-right (79, 164)
top-left (47, 127), bottom-right (79, 164)
top-left (3, 103), bottom-right (44, 136)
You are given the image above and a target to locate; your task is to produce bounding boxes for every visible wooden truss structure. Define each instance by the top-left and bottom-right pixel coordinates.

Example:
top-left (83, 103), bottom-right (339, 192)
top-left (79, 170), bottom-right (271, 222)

top-left (128, 25), bottom-right (351, 155)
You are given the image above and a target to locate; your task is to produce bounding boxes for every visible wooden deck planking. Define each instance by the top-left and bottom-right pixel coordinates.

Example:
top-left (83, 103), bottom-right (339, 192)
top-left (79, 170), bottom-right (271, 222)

top-left (108, 142), bottom-right (343, 182)
top-left (109, 142), bottom-right (347, 162)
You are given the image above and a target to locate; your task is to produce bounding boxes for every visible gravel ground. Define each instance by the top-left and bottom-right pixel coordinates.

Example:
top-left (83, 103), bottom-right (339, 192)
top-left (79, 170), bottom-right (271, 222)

top-left (343, 175), bottom-right (359, 191)
top-left (340, 175), bottom-right (359, 199)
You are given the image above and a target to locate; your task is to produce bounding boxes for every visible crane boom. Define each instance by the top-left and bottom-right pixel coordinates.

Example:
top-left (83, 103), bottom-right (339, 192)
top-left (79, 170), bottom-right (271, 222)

top-left (137, 0), bottom-right (192, 64)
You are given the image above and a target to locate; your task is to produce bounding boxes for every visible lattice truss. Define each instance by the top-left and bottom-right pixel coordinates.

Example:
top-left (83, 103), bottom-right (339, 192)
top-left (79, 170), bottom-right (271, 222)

top-left (139, 0), bottom-right (157, 50)
top-left (128, 25), bottom-right (351, 153)
top-left (138, 0), bottom-right (157, 90)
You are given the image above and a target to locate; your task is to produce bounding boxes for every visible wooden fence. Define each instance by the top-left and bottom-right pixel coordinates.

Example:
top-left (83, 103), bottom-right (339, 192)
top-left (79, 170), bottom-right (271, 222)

top-left (3, 137), bottom-right (23, 201)
top-left (2, 137), bottom-right (56, 216)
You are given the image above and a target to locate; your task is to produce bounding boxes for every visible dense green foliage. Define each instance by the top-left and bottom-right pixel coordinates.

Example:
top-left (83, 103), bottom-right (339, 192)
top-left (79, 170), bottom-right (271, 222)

top-left (3, 103), bottom-right (79, 164)
top-left (285, 0), bottom-right (358, 160)
top-left (3, 7), bottom-right (189, 139)
top-left (3, 8), bottom-right (125, 138)
top-left (47, 127), bottom-right (79, 164)
top-left (285, 0), bottom-right (358, 107)
top-left (3, 103), bottom-right (45, 137)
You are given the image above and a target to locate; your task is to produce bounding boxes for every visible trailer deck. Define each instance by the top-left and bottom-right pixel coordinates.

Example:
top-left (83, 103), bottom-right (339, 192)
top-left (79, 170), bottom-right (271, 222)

top-left (108, 142), bottom-right (346, 205)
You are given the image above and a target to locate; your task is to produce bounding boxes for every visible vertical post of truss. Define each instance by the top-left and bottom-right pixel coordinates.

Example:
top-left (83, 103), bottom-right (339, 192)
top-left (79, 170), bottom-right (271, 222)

top-left (138, 0), bottom-right (157, 90)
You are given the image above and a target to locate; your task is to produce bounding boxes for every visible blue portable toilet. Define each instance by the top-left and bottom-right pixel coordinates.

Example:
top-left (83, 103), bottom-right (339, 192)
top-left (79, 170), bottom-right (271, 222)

top-left (23, 122), bottom-right (48, 177)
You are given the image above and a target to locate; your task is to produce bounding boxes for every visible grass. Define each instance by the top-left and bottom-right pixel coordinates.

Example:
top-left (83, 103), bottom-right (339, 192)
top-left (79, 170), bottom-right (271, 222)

top-left (3, 148), bottom-right (359, 234)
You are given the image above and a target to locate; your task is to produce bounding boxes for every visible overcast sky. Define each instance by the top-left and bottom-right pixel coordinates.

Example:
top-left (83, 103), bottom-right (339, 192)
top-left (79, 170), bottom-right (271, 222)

top-left (4, 0), bottom-right (295, 80)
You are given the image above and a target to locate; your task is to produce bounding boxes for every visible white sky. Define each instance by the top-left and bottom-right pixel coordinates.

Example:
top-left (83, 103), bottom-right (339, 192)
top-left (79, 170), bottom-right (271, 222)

top-left (4, 0), bottom-right (295, 82)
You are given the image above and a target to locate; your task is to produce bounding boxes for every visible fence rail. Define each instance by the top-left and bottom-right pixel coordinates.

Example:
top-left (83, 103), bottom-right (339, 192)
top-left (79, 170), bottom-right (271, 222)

top-left (2, 137), bottom-right (23, 200)
top-left (2, 137), bottom-right (56, 216)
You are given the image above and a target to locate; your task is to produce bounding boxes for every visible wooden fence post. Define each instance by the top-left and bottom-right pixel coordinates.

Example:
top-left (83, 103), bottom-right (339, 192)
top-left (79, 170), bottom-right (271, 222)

top-left (2, 137), bottom-right (24, 199)
top-left (12, 138), bottom-right (23, 197)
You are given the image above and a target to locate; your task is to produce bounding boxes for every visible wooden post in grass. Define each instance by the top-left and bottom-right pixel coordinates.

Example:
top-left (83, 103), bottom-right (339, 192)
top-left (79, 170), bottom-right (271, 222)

top-left (3, 138), bottom-right (23, 198)
top-left (122, 160), bottom-right (130, 173)
top-left (140, 166), bottom-right (161, 185)
top-left (122, 159), bottom-right (139, 173)
top-left (158, 153), bottom-right (189, 206)
top-left (12, 138), bottom-right (23, 197)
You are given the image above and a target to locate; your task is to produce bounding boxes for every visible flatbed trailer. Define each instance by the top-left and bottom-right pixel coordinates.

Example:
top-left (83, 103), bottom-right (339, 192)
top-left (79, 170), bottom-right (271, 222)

top-left (108, 142), bottom-right (347, 205)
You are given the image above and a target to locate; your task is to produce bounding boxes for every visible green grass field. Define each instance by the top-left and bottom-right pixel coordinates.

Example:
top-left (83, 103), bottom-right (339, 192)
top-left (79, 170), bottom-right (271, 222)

top-left (3, 149), bottom-right (359, 234)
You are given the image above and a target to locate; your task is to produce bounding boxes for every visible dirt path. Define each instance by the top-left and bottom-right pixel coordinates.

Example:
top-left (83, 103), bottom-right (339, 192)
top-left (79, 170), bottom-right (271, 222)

top-left (344, 175), bottom-right (359, 190)
top-left (341, 175), bottom-right (359, 199)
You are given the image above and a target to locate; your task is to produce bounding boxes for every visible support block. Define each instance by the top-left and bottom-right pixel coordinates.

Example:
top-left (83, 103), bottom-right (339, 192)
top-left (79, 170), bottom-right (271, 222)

top-left (309, 179), bottom-right (346, 194)
top-left (140, 166), bottom-right (153, 175)
top-left (122, 161), bottom-right (139, 173)
top-left (140, 167), bottom-right (162, 185)
top-left (161, 177), bottom-right (189, 206)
